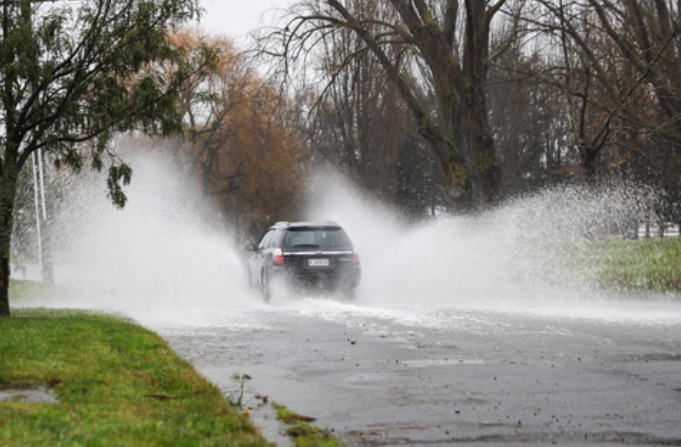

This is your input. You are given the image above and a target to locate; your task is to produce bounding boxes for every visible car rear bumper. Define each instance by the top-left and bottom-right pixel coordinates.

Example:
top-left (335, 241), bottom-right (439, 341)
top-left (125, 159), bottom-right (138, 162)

top-left (290, 269), bottom-right (361, 289)
top-left (271, 264), bottom-right (361, 290)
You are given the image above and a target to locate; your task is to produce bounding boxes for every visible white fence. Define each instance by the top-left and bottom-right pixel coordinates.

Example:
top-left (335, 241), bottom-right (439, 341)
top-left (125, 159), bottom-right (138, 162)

top-left (637, 223), bottom-right (680, 238)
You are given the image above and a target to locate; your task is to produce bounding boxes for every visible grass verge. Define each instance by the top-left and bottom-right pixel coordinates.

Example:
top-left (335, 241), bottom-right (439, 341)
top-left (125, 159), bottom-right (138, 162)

top-left (0, 308), bottom-right (271, 447)
top-left (272, 402), bottom-right (345, 447)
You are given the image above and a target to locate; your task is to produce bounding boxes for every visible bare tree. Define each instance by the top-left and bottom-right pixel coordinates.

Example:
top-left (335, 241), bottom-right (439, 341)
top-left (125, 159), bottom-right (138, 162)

top-left (586, 0), bottom-right (681, 145)
top-left (262, 0), bottom-right (517, 208)
top-left (513, 0), bottom-right (653, 182)
top-left (519, 0), bottom-right (681, 220)
top-left (298, 2), bottom-right (413, 203)
top-left (488, 44), bottom-right (569, 194)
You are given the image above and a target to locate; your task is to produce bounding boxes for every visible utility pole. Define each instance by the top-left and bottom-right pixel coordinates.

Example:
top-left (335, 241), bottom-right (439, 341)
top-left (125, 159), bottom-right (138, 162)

top-left (31, 150), bottom-right (54, 286)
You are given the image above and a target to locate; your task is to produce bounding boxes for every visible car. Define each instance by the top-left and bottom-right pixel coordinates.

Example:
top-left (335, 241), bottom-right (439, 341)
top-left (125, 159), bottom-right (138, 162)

top-left (245, 221), bottom-right (361, 301)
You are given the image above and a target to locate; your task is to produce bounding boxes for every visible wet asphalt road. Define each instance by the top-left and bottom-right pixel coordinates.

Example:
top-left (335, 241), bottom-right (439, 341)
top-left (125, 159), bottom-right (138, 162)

top-left (158, 299), bottom-right (681, 447)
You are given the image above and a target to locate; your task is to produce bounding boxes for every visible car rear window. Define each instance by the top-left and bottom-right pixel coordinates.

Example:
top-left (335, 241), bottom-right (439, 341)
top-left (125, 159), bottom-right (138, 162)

top-left (283, 227), bottom-right (352, 249)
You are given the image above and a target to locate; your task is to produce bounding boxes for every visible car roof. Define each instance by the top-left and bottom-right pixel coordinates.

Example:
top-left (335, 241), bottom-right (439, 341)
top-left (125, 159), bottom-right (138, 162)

top-left (270, 221), bottom-right (341, 230)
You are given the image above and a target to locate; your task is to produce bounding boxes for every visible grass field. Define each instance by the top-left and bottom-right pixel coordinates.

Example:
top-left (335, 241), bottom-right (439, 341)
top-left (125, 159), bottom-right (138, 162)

top-left (0, 309), bottom-right (271, 447)
top-left (584, 237), bottom-right (681, 293)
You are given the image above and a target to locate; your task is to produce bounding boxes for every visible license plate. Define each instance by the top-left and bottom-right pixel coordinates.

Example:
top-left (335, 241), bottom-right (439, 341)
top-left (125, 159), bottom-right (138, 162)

top-left (308, 258), bottom-right (330, 267)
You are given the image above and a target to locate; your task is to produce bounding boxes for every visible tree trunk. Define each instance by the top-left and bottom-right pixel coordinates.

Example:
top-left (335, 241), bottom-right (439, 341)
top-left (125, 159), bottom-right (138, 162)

top-left (581, 144), bottom-right (599, 180)
top-left (463, 86), bottom-right (500, 203)
top-left (0, 151), bottom-right (19, 317)
top-left (462, 0), bottom-right (501, 205)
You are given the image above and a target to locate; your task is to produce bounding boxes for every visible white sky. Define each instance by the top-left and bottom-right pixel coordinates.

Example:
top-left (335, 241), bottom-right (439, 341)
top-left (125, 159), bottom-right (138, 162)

top-left (197, 0), bottom-right (294, 44)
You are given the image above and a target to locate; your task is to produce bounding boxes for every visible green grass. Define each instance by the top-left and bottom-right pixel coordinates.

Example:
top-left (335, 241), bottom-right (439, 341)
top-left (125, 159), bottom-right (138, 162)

top-left (0, 309), bottom-right (271, 447)
top-left (272, 403), bottom-right (345, 447)
top-left (585, 237), bottom-right (681, 292)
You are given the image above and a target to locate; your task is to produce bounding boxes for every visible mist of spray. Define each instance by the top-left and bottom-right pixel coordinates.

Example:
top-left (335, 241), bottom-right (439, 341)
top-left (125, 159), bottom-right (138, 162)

top-left (38, 146), bottom-right (679, 327)
top-left (50, 143), bottom-right (258, 328)
top-left (303, 170), bottom-right (679, 323)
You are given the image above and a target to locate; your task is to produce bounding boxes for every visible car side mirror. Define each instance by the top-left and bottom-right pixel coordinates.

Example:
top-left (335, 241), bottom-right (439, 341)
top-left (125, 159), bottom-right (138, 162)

top-left (245, 242), bottom-right (257, 252)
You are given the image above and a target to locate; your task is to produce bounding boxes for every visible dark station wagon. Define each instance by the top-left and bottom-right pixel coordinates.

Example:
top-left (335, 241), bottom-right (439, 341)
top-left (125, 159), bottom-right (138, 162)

top-left (245, 221), bottom-right (361, 301)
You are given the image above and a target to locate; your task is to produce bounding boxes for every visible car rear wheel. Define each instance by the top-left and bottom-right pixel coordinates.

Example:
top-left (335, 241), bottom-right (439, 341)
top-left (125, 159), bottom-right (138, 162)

top-left (246, 268), bottom-right (253, 288)
top-left (261, 270), bottom-right (272, 303)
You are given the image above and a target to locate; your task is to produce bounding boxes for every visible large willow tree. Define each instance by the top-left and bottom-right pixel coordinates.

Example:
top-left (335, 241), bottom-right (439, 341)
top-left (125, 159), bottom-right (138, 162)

top-left (268, 0), bottom-right (512, 209)
top-left (0, 0), bottom-right (202, 316)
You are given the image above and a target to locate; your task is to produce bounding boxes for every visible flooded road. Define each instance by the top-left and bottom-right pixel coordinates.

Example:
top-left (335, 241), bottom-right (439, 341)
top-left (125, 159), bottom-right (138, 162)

top-left (154, 296), bottom-right (681, 446)
top-left (35, 157), bottom-right (681, 445)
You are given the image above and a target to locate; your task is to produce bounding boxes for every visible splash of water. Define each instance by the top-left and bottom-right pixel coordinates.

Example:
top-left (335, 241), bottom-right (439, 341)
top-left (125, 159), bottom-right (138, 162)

top-left (48, 143), bottom-right (259, 327)
top-left (303, 170), bottom-right (680, 323)
top-left (30, 147), bottom-right (679, 327)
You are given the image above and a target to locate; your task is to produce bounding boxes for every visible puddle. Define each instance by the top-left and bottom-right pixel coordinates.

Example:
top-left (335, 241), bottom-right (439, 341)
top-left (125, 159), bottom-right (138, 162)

top-left (247, 402), bottom-right (292, 447)
top-left (0, 386), bottom-right (58, 403)
top-left (406, 358), bottom-right (485, 367)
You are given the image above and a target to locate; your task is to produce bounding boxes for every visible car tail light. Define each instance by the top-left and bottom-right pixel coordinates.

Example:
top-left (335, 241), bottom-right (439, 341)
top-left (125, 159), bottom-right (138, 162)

top-left (352, 251), bottom-right (360, 264)
top-left (273, 249), bottom-right (284, 265)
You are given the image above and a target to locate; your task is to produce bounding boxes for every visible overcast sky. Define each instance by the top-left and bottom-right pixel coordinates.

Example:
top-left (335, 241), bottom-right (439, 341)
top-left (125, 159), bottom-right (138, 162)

top-left (197, 0), bottom-right (294, 44)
